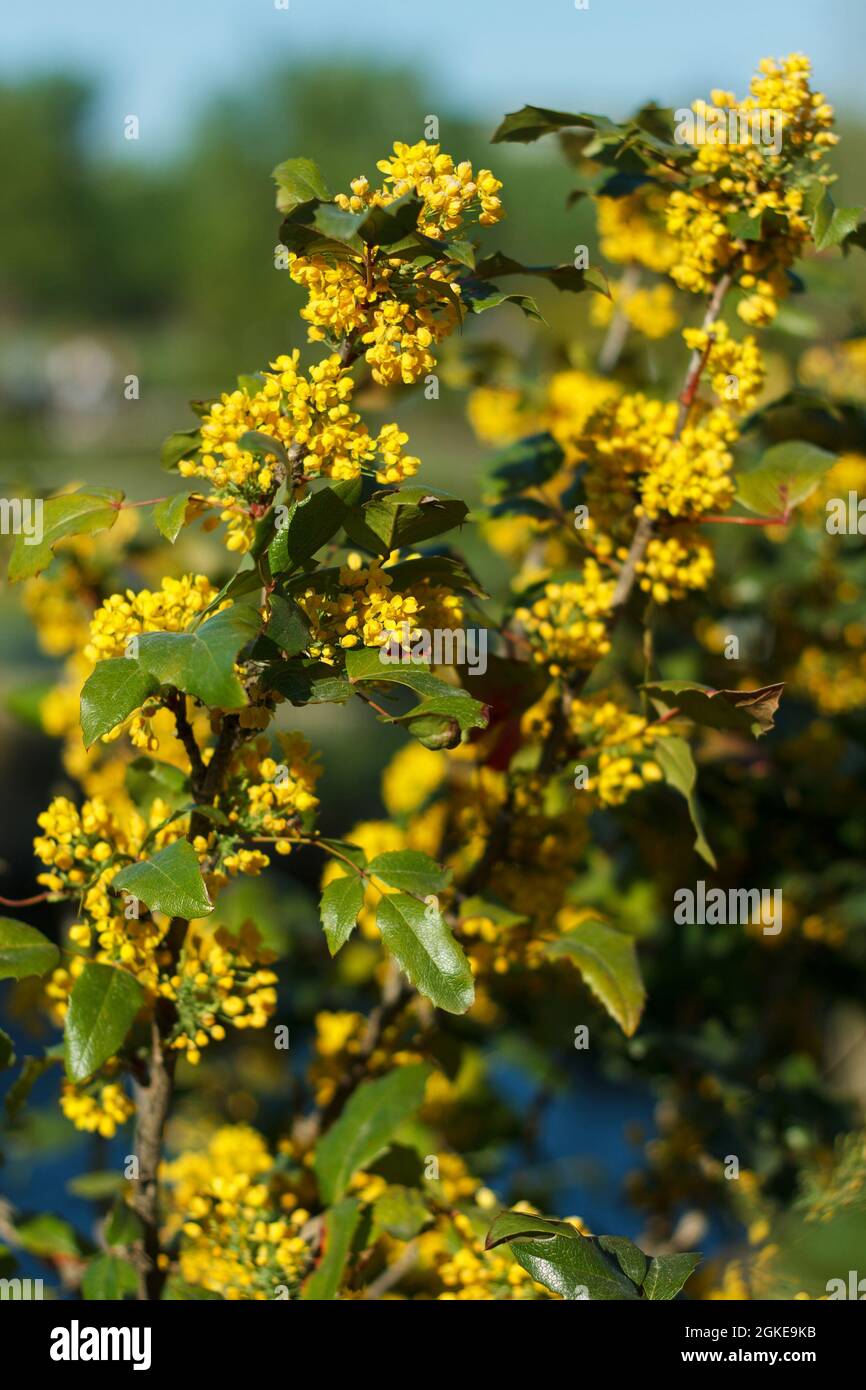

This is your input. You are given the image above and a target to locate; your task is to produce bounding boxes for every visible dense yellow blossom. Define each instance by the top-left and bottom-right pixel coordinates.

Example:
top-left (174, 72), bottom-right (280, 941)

top-left (514, 565), bottom-right (616, 675)
top-left (60, 1080), bottom-right (135, 1138)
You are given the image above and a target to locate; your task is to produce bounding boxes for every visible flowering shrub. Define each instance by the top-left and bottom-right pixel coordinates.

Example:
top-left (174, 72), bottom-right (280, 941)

top-left (2, 52), bottom-right (865, 1304)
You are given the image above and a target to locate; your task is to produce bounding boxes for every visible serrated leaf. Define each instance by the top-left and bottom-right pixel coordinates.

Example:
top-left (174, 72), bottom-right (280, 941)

top-left (314, 1064), bottom-right (431, 1203)
top-left (736, 441), bottom-right (836, 517)
top-left (0, 918), bottom-right (59, 980)
top-left (272, 156), bottom-right (332, 214)
top-left (113, 839), bottom-right (212, 920)
top-left (366, 850), bottom-right (451, 897)
top-left (82, 1253), bottom-right (138, 1300)
top-left (376, 894), bottom-right (474, 1015)
top-left (161, 429), bottom-right (200, 472)
top-left (320, 875), bottom-right (364, 956)
top-left (345, 647), bottom-right (487, 736)
top-left (546, 917), bottom-right (645, 1036)
top-left (268, 487), bottom-right (348, 574)
top-left (472, 253), bottom-right (609, 297)
top-left (64, 963), bottom-right (144, 1082)
top-left (267, 594), bottom-right (311, 657)
top-left (597, 1235), bottom-right (648, 1286)
top-left (485, 1211), bottom-right (639, 1300)
top-left (641, 681), bottom-right (784, 738)
top-left (344, 488), bottom-right (467, 555)
top-left (656, 736), bottom-right (716, 868)
top-left (136, 603), bottom-right (261, 709)
top-left (300, 1198), bottom-right (361, 1300)
top-left (80, 658), bottom-right (159, 747)
top-left (153, 489), bottom-right (195, 543)
top-left (8, 488), bottom-right (122, 582)
top-left (492, 105), bottom-right (613, 144)
top-left (642, 1251), bottom-right (701, 1299)
top-left (811, 189), bottom-right (863, 252)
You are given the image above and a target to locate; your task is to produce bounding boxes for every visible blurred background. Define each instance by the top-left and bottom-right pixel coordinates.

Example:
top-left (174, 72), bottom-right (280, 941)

top-left (2, 0), bottom-right (866, 1295)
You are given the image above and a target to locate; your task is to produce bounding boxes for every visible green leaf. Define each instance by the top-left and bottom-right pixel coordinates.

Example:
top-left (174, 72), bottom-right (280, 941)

top-left (272, 156), bottom-right (332, 214)
top-left (0, 1028), bottom-right (15, 1070)
top-left (642, 1251), bottom-right (702, 1300)
top-left (345, 647), bottom-right (487, 737)
top-left (268, 487), bottom-right (348, 574)
top-left (371, 1186), bottom-right (430, 1241)
top-left (237, 430), bottom-right (291, 467)
top-left (82, 1253), bottom-right (138, 1301)
top-left (736, 441), bottom-right (836, 517)
top-left (597, 1236), bottom-right (648, 1286)
top-left (104, 1197), bottom-right (143, 1248)
top-left (488, 432), bottom-right (565, 498)
top-left (320, 875), bottom-right (364, 956)
top-left (546, 917), bottom-right (645, 1037)
top-left (15, 1213), bottom-right (82, 1259)
top-left (8, 488), bottom-right (123, 582)
top-left (136, 603), bottom-right (261, 709)
top-left (64, 962), bottom-right (145, 1082)
top-left (492, 105), bottom-right (613, 144)
top-left (161, 428), bottom-right (201, 472)
top-left (376, 894), bottom-right (474, 1015)
top-left (726, 210), bottom-right (763, 241)
top-left (472, 253), bottom-right (610, 297)
top-left (810, 189), bottom-right (863, 252)
top-left (263, 660), bottom-right (353, 705)
top-left (113, 839), bottom-right (212, 921)
top-left (641, 681), bottom-right (784, 739)
top-left (366, 850), bottom-right (451, 897)
top-left (125, 756), bottom-right (189, 813)
top-left (344, 487), bottom-right (467, 555)
top-left (300, 1198), bottom-right (361, 1300)
top-left (153, 489), bottom-right (195, 543)
top-left (0, 918), bottom-right (59, 980)
top-left (383, 554), bottom-right (488, 599)
top-left (267, 594), bottom-right (311, 657)
top-left (485, 1211), bottom-right (640, 1300)
top-left (314, 1063), bottom-right (431, 1203)
top-left (80, 658), bottom-right (159, 747)
top-left (656, 736), bottom-right (716, 869)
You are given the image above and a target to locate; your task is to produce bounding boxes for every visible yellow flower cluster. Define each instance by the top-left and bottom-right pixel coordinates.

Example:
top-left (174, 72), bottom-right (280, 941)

top-left (581, 393), bottom-right (737, 527)
top-left (799, 338), bottom-right (866, 403)
top-left (160, 923), bottom-right (278, 1066)
top-left (568, 698), bottom-right (668, 805)
top-left (340, 139), bottom-right (503, 237)
top-left (85, 574), bottom-right (220, 664)
top-left (596, 190), bottom-right (679, 273)
top-left (297, 555), bottom-right (463, 661)
top-left (682, 323), bottom-right (765, 411)
top-left (60, 1080), bottom-right (135, 1138)
top-left (229, 733), bottom-right (321, 854)
top-left (666, 55), bottom-right (837, 324)
top-left (514, 565), bottom-right (615, 676)
top-left (162, 1126), bottom-right (310, 1299)
top-left (591, 280), bottom-right (679, 340)
top-left (309, 1009), bottom-right (422, 1108)
top-left (637, 533), bottom-right (716, 603)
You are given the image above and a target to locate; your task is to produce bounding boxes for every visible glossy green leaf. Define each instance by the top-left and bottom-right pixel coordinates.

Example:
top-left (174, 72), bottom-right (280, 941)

top-left (0, 918), bottom-right (59, 980)
top-left (320, 874), bottom-right (364, 956)
top-left (344, 488), bottom-right (467, 555)
top-left (80, 658), bottom-right (159, 747)
top-left (272, 156), bottom-right (332, 214)
top-left (268, 488), bottom-right (348, 574)
top-left (485, 1211), bottom-right (640, 1300)
top-left (315, 1063), bottom-right (431, 1203)
top-left (136, 603), bottom-right (261, 709)
top-left (161, 428), bottom-right (200, 472)
top-left (642, 1251), bottom-right (702, 1299)
top-left (267, 594), bottom-right (311, 657)
top-left (153, 489), bottom-right (195, 543)
top-left (366, 850), bottom-right (451, 896)
top-left (64, 962), bottom-right (145, 1082)
top-left (8, 488), bottom-right (122, 582)
top-left (546, 917), bottom-right (645, 1037)
top-left (376, 893), bottom-right (474, 1015)
top-left (300, 1198), bottom-right (361, 1300)
top-left (113, 839), bottom-right (213, 920)
top-left (598, 1235), bottom-right (648, 1286)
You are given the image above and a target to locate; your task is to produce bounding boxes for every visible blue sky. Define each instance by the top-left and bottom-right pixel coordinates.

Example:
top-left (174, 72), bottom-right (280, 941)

top-left (2, 0), bottom-right (863, 155)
